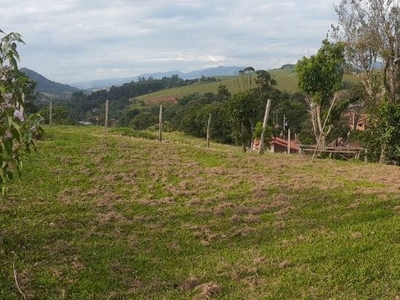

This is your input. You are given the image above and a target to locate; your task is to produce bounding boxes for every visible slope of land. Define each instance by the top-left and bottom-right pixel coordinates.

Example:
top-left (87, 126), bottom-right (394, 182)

top-left (1, 126), bottom-right (399, 299)
top-left (136, 69), bottom-right (359, 104)
top-left (136, 68), bottom-right (300, 103)
top-left (20, 68), bottom-right (82, 97)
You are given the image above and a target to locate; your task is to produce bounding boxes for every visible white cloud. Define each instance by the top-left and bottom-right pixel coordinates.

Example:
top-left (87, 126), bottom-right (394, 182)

top-left (2, 0), bottom-right (340, 83)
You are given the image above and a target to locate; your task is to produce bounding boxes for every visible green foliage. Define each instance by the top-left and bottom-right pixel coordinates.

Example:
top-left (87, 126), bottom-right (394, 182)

top-left (130, 112), bottom-right (158, 130)
top-left (177, 92), bottom-right (203, 106)
top-left (296, 40), bottom-right (346, 145)
top-left (364, 101), bottom-right (400, 164)
top-left (110, 127), bottom-right (157, 140)
top-left (228, 90), bottom-right (259, 151)
top-left (0, 29), bottom-right (43, 194)
top-left (253, 122), bottom-right (272, 146)
top-left (195, 102), bottom-right (233, 144)
top-left (296, 40), bottom-right (345, 102)
top-left (40, 105), bottom-right (73, 125)
top-left (255, 69), bottom-right (277, 92)
top-left (217, 84), bottom-right (231, 101)
top-left (271, 92), bottom-right (309, 135)
top-left (175, 95), bottom-right (213, 137)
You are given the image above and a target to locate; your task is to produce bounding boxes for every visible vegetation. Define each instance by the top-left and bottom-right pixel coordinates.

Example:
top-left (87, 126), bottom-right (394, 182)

top-left (20, 68), bottom-right (81, 97)
top-left (296, 40), bottom-right (346, 146)
top-left (5, 2), bottom-right (400, 298)
top-left (2, 126), bottom-right (400, 299)
top-left (14, 0), bottom-right (400, 167)
top-left (0, 30), bottom-right (43, 193)
top-left (334, 0), bottom-right (400, 163)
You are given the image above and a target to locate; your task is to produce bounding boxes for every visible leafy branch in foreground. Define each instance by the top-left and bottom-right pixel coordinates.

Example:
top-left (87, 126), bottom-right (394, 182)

top-left (0, 29), bottom-right (43, 194)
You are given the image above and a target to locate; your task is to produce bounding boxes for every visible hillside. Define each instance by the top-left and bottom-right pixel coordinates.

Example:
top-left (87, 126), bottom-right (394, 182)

top-left (136, 68), bottom-right (300, 104)
top-left (1, 126), bottom-right (400, 299)
top-left (20, 67), bottom-right (82, 97)
top-left (136, 69), bottom-right (359, 104)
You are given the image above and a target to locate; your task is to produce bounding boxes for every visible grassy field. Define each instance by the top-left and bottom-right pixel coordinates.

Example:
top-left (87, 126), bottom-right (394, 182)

top-left (136, 68), bottom-right (359, 104)
top-left (137, 68), bottom-right (300, 104)
top-left (2, 126), bottom-right (400, 299)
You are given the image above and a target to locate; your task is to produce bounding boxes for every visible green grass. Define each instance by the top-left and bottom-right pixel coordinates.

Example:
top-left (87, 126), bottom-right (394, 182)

top-left (136, 68), bottom-right (300, 103)
top-left (1, 125), bottom-right (400, 299)
top-left (136, 69), bottom-right (359, 104)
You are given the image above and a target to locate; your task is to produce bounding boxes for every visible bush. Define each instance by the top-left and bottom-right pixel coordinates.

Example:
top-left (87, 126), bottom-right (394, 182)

top-left (0, 30), bottom-right (43, 194)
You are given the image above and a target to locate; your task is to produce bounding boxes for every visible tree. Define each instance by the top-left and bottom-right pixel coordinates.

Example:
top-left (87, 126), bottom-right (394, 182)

top-left (0, 29), bottom-right (43, 193)
top-left (228, 90), bottom-right (259, 152)
top-left (40, 106), bottom-right (71, 125)
top-left (255, 70), bottom-right (277, 93)
top-left (334, 0), bottom-right (400, 163)
top-left (296, 39), bottom-right (346, 146)
top-left (236, 67), bottom-right (256, 91)
top-left (217, 85), bottom-right (231, 102)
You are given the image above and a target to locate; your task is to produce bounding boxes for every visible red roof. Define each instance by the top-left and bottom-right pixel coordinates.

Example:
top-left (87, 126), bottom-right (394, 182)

top-left (270, 137), bottom-right (300, 151)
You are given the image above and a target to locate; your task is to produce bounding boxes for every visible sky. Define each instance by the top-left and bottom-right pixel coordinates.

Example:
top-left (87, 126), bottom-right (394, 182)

top-left (2, 0), bottom-right (339, 84)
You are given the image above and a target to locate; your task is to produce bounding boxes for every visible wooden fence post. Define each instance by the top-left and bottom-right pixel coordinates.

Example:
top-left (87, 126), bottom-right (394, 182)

top-left (207, 113), bottom-right (212, 148)
top-left (49, 100), bottom-right (53, 126)
top-left (259, 99), bottom-right (272, 154)
top-left (104, 99), bottom-right (109, 135)
top-left (159, 104), bottom-right (163, 142)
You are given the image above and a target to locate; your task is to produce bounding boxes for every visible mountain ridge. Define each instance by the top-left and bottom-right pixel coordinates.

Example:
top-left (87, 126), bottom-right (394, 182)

top-left (70, 66), bottom-right (244, 90)
top-left (20, 68), bottom-right (82, 97)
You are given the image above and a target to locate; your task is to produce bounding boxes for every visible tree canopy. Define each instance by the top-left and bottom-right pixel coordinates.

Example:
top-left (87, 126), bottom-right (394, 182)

top-left (334, 0), bottom-right (400, 163)
top-left (296, 40), bottom-right (346, 145)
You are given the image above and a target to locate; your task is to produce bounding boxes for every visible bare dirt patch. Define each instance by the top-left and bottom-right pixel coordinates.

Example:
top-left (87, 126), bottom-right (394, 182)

top-left (146, 95), bottom-right (178, 104)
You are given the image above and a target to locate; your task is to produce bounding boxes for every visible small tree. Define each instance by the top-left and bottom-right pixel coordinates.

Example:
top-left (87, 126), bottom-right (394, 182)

top-left (0, 29), bottom-right (43, 194)
top-left (296, 40), bottom-right (346, 146)
top-left (228, 90), bottom-right (259, 152)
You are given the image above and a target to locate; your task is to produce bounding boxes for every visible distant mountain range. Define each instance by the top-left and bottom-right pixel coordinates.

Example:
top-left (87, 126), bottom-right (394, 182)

top-left (70, 66), bottom-right (244, 90)
top-left (19, 66), bottom-right (245, 96)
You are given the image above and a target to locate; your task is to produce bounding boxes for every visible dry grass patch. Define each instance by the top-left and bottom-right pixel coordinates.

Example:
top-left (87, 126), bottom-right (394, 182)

top-left (4, 126), bottom-right (400, 299)
top-left (194, 282), bottom-right (221, 299)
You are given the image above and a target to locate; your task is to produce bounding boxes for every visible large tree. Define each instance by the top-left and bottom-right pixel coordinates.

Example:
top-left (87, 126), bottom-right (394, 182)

top-left (296, 39), bottom-right (346, 146)
top-left (334, 0), bottom-right (400, 163)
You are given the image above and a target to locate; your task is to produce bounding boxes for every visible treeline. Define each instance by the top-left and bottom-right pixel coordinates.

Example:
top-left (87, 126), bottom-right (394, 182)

top-left (38, 69), bottom-right (363, 152)
top-left (38, 70), bottom-right (314, 148)
top-left (38, 74), bottom-right (220, 125)
top-left (113, 69), bottom-right (311, 149)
